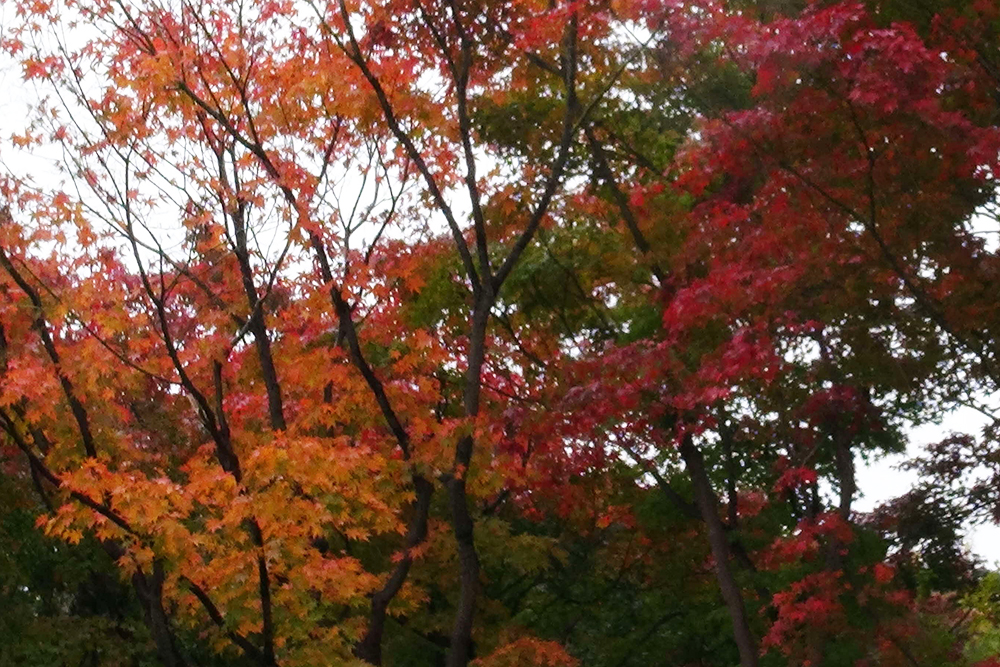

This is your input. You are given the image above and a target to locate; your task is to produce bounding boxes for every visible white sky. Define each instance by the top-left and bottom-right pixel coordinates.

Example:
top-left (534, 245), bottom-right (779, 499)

top-left (856, 407), bottom-right (1000, 567)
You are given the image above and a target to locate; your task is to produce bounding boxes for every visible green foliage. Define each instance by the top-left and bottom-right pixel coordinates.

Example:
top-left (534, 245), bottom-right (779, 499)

top-left (965, 573), bottom-right (1000, 664)
top-left (0, 478), bottom-right (155, 666)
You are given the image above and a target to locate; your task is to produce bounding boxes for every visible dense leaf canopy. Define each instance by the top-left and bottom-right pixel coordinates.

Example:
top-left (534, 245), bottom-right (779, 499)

top-left (1, 0), bottom-right (1000, 666)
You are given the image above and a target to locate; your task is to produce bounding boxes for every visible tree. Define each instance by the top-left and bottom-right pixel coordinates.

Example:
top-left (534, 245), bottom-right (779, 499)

top-left (2, 1), bottom-right (1000, 666)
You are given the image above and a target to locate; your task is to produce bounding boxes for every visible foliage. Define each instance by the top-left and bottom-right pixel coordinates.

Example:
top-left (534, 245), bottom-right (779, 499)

top-left (1, 1), bottom-right (1000, 666)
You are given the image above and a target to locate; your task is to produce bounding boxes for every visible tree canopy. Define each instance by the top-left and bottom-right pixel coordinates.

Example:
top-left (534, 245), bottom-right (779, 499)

top-left (1, 0), bottom-right (1000, 666)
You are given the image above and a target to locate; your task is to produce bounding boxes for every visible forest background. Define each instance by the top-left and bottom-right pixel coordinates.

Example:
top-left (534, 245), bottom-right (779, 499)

top-left (2, 1), bottom-right (1000, 666)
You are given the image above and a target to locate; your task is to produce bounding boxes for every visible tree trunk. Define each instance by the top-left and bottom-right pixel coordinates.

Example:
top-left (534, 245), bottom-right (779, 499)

top-left (679, 435), bottom-right (759, 667)
top-left (356, 475), bottom-right (434, 665)
top-left (132, 562), bottom-right (186, 667)
top-left (446, 294), bottom-right (491, 667)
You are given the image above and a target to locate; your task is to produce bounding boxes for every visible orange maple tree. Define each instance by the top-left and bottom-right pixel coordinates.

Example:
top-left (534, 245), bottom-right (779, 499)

top-left (2, 0), bottom-right (626, 664)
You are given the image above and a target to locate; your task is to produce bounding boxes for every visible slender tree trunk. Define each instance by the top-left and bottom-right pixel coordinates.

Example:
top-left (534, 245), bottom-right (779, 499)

top-left (356, 474), bottom-right (434, 665)
top-left (446, 294), bottom-right (491, 667)
top-left (679, 435), bottom-right (759, 667)
top-left (446, 450), bottom-right (480, 667)
top-left (132, 562), bottom-right (187, 667)
top-left (231, 200), bottom-right (286, 432)
top-left (833, 428), bottom-right (855, 522)
top-left (824, 426), bottom-right (856, 570)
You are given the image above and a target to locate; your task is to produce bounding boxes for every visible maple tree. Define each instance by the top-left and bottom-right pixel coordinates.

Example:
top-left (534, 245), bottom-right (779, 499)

top-left (2, 0), bottom-right (1000, 666)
